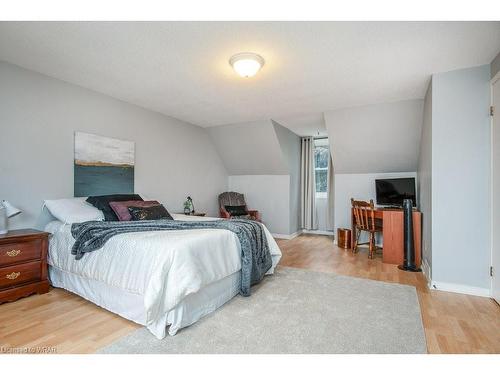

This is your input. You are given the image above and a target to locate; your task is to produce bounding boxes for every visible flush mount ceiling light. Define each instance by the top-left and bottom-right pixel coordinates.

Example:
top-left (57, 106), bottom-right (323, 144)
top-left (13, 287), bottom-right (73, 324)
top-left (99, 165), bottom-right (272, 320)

top-left (229, 52), bottom-right (265, 78)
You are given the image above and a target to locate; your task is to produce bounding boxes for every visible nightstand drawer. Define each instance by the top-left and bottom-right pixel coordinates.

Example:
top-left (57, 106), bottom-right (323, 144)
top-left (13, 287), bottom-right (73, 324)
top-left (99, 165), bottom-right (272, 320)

top-left (0, 261), bottom-right (42, 289)
top-left (0, 240), bottom-right (42, 266)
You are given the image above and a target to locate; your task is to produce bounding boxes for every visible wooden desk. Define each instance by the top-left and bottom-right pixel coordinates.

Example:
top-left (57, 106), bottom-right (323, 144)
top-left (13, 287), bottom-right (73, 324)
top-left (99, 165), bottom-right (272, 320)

top-left (350, 208), bottom-right (421, 266)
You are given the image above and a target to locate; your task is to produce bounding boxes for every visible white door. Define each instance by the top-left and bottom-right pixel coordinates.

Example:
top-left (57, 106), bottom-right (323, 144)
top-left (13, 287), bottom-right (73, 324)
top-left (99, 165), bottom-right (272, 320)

top-left (492, 75), bottom-right (500, 303)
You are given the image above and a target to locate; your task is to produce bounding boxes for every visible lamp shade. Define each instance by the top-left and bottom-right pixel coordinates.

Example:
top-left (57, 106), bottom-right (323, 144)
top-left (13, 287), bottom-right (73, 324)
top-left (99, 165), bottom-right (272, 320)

top-left (2, 201), bottom-right (21, 218)
top-left (229, 53), bottom-right (265, 78)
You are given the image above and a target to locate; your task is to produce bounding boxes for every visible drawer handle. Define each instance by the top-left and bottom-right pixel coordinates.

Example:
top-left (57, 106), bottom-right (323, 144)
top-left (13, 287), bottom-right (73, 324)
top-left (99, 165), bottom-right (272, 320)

top-left (6, 272), bottom-right (20, 280)
top-left (6, 249), bottom-right (21, 257)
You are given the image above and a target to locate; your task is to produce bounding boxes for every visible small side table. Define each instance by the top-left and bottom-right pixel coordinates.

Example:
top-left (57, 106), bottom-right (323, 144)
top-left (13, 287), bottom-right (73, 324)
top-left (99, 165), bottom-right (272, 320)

top-left (180, 212), bottom-right (207, 217)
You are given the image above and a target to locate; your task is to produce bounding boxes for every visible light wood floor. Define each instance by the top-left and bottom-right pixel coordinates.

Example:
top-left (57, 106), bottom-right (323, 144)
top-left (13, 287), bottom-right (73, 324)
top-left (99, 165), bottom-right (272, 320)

top-left (0, 234), bottom-right (498, 354)
top-left (279, 235), bottom-right (500, 354)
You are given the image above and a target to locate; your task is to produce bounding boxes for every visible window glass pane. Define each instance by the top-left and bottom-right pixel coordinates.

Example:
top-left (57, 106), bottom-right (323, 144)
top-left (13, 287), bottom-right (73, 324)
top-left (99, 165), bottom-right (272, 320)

top-left (313, 139), bottom-right (329, 194)
top-left (315, 169), bottom-right (327, 193)
top-left (314, 146), bottom-right (329, 169)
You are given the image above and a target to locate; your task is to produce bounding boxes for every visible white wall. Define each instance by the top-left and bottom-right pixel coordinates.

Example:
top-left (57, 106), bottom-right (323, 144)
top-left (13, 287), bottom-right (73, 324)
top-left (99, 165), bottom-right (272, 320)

top-left (417, 81), bottom-right (433, 274)
top-left (334, 172), bottom-right (417, 241)
top-left (431, 64), bottom-right (491, 292)
top-left (228, 175), bottom-right (290, 235)
top-left (0, 62), bottom-right (228, 229)
top-left (325, 99), bottom-right (424, 174)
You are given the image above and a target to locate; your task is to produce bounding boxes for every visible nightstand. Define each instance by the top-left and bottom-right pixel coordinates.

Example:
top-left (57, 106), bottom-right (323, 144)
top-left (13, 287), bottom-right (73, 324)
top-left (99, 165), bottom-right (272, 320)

top-left (0, 229), bottom-right (50, 304)
top-left (186, 212), bottom-right (207, 217)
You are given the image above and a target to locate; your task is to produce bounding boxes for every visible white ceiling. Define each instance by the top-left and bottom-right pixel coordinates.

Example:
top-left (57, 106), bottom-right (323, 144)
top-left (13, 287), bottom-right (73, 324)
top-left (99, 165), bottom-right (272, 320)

top-left (0, 22), bottom-right (499, 129)
top-left (274, 112), bottom-right (327, 137)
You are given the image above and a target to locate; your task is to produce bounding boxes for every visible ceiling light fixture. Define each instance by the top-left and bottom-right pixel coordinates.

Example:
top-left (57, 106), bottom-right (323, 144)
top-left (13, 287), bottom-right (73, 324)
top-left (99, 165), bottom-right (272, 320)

top-left (229, 52), bottom-right (265, 78)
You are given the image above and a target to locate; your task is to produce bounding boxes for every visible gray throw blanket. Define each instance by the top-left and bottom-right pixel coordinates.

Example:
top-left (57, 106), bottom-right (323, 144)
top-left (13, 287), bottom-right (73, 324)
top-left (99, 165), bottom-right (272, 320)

top-left (70, 219), bottom-right (272, 296)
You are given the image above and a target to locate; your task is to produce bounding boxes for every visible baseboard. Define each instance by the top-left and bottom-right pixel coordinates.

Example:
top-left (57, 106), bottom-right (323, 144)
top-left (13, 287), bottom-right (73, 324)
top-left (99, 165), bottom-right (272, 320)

top-left (421, 258), bottom-right (431, 287)
top-left (430, 281), bottom-right (491, 298)
top-left (272, 230), bottom-right (302, 240)
top-left (301, 229), bottom-right (334, 236)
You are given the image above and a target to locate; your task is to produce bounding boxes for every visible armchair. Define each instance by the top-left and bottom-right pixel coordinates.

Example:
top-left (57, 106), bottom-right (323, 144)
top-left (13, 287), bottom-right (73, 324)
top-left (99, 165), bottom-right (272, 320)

top-left (218, 192), bottom-right (261, 222)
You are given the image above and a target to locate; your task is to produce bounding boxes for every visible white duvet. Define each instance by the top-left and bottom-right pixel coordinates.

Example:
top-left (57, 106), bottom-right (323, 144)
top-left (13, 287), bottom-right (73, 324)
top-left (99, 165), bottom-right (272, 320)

top-left (45, 214), bottom-right (281, 332)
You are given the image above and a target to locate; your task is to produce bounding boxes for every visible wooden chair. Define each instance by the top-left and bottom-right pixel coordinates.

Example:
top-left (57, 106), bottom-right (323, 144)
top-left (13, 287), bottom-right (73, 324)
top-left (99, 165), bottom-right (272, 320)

top-left (351, 198), bottom-right (383, 259)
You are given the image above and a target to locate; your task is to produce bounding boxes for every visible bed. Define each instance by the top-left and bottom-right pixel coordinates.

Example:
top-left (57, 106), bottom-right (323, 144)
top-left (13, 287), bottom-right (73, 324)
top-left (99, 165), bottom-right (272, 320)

top-left (44, 213), bottom-right (282, 339)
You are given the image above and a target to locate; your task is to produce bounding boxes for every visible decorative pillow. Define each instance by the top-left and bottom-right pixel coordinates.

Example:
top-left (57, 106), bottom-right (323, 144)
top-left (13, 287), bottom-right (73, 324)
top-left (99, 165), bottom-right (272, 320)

top-left (86, 194), bottom-right (143, 221)
top-left (224, 205), bottom-right (248, 216)
top-left (44, 197), bottom-right (104, 224)
top-left (128, 205), bottom-right (173, 221)
top-left (109, 200), bottom-right (160, 221)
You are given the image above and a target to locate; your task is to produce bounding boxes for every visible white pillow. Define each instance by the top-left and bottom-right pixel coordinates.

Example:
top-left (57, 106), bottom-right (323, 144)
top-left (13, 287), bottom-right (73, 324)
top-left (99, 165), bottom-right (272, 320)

top-left (44, 197), bottom-right (104, 224)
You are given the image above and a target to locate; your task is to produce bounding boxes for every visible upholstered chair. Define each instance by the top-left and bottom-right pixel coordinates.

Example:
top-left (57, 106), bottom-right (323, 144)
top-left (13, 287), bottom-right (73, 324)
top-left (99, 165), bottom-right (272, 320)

top-left (218, 192), bottom-right (261, 221)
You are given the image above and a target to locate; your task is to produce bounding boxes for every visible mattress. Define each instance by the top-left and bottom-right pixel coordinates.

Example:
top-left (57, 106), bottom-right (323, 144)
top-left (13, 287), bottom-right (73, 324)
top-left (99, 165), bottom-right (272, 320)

top-left (45, 214), bottom-right (281, 338)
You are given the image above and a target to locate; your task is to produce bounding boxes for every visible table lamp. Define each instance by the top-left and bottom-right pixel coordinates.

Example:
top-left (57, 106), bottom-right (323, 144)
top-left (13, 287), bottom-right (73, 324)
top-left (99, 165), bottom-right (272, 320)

top-left (0, 200), bottom-right (22, 234)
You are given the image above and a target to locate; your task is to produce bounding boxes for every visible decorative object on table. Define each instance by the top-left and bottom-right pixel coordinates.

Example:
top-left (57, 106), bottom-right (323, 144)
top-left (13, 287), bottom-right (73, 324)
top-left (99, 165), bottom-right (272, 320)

top-left (74, 132), bottom-right (135, 197)
top-left (183, 200), bottom-right (192, 215)
top-left (187, 196), bottom-right (195, 214)
top-left (218, 192), bottom-right (261, 221)
top-left (398, 199), bottom-right (421, 272)
top-left (336, 228), bottom-right (351, 249)
top-left (0, 201), bottom-right (21, 235)
top-left (0, 229), bottom-right (50, 303)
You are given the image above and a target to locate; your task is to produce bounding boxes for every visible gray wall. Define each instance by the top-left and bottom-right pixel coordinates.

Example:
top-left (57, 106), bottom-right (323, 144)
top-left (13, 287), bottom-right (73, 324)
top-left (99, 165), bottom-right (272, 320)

top-left (272, 121), bottom-right (301, 234)
top-left (208, 118), bottom-right (300, 235)
top-left (228, 175), bottom-right (290, 235)
top-left (417, 80), bottom-right (433, 274)
top-left (431, 65), bottom-right (491, 290)
top-left (0, 62), bottom-right (228, 229)
top-left (324, 99), bottom-right (424, 174)
top-left (207, 120), bottom-right (288, 175)
top-left (491, 50), bottom-right (500, 78)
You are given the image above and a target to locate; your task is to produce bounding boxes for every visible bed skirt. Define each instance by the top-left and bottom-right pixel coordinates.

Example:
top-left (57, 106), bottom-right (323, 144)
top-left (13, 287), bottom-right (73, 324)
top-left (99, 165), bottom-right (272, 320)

top-left (48, 265), bottom-right (241, 339)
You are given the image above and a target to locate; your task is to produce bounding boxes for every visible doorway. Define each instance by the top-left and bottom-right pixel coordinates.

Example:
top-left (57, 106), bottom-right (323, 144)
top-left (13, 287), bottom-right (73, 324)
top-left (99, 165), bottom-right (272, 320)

top-left (491, 73), bottom-right (500, 303)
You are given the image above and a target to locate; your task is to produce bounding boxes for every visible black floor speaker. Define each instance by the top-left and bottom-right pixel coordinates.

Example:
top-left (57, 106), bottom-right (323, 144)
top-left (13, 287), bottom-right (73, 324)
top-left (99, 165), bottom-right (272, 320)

top-left (398, 199), bottom-right (422, 272)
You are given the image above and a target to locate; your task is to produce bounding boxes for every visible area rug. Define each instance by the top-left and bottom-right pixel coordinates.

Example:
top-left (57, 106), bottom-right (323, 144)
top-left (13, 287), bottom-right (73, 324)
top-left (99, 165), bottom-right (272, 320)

top-left (99, 267), bottom-right (427, 354)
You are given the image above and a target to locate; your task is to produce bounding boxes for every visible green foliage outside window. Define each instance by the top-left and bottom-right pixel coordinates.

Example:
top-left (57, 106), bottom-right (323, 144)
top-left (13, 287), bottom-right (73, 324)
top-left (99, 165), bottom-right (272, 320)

top-left (314, 145), bottom-right (329, 193)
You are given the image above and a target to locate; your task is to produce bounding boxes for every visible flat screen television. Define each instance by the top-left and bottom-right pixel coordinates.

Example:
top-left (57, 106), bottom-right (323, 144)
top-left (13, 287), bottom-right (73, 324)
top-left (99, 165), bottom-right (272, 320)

top-left (375, 178), bottom-right (416, 207)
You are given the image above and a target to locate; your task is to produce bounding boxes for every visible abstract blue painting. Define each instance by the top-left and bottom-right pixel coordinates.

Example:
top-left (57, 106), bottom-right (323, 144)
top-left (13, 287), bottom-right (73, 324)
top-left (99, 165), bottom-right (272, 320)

top-left (74, 132), bottom-right (135, 197)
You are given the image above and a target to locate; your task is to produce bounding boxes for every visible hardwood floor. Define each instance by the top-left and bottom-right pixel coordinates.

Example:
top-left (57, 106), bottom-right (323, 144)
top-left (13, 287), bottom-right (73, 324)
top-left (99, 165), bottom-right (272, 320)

top-left (278, 235), bottom-right (500, 354)
top-left (0, 234), bottom-right (498, 354)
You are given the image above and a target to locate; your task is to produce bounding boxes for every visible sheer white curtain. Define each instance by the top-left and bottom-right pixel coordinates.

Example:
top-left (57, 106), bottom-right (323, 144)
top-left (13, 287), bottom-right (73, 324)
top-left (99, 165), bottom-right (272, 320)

top-left (326, 153), bottom-right (335, 230)
top-left (300, 137), bottom-right (317, 230)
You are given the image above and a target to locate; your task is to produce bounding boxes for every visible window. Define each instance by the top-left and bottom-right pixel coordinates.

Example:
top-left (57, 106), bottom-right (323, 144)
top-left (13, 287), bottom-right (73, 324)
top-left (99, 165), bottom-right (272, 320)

top-left (314, 138), bottom-right (329, 196)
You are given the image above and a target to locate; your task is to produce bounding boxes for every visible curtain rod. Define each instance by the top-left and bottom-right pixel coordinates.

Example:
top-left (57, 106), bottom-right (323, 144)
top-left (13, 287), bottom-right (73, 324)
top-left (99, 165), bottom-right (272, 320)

top-left (301, 136), bottom-right (328, 140)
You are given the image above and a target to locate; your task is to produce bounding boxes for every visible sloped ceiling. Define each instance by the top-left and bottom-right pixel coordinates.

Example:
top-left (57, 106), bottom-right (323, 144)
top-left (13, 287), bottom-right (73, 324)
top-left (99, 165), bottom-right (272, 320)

top-left (273, 112), bottom-right (327, 137)
top-left (207, 120), bottom-right (289, 175)
top-left (325, 99), bottom-right (424, 174)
